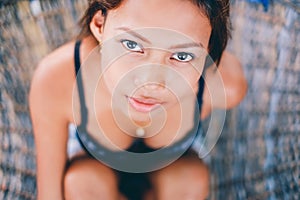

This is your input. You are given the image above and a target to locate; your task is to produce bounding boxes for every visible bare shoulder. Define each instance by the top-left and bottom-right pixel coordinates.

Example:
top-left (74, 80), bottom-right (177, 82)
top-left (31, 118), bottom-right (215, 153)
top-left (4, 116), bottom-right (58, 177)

top-left (33, 41), bottom-right (76, 83)
top-left (219, 51), bottom-right (248, 108)
top-left (29, 41), bottom-right (77, 121)
top-left (201, 51), bottom-right (247, 119)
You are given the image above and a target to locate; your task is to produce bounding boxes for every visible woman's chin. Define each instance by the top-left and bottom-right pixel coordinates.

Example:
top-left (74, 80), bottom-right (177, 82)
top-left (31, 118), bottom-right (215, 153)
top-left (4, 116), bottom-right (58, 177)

top-left (128, 112), bottom-right (152, 127)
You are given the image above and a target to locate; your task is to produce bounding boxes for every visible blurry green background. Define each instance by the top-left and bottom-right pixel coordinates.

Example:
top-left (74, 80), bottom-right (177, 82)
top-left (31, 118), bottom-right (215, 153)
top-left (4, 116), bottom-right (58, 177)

top-left (0, 0), bottom-right (299, 199)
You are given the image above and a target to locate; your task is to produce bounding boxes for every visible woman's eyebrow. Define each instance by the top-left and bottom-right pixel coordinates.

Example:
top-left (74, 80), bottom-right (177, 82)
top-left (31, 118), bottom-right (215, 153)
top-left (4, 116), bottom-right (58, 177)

top-left (169, 42), bottom-right (204, 50)
top-left (116, 27), bottom-right (151, 44)
top-left (116, 26), bottom-right (204, 49)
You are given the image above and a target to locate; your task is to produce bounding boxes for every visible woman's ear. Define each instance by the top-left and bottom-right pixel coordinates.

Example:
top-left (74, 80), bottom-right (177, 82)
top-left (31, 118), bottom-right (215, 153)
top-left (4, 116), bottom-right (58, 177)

top-left (90, 10), bottom-right (105, 42)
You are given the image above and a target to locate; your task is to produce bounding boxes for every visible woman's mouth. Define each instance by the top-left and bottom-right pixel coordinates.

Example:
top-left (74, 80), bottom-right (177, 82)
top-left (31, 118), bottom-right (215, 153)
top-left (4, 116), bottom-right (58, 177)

top-left (127, 96), bottom-right (162, 113)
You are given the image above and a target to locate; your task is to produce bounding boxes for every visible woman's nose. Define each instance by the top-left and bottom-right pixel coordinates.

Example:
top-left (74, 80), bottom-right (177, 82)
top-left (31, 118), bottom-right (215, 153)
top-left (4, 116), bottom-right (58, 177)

top-left (133, 50), bottom-right (172, 91)
top-left (134, 65), bottom-right (167, 91)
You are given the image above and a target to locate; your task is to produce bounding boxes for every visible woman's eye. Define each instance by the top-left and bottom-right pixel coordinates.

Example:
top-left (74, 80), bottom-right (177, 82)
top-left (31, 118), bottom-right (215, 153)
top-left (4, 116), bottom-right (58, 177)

top-left (171, 52), bottom-right (194, 62)
top-left (121, 40), bottom-right (143, 53)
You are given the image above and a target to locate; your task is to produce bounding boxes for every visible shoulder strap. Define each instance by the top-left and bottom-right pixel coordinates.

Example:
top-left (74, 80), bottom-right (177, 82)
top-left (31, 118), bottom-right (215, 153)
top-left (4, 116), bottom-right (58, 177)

top-left (74, 41), bottom-right (81, 75)
top-left (74, 40), bottom-right (88, 128)
top-left (197, 76), bottom-right (205, 112)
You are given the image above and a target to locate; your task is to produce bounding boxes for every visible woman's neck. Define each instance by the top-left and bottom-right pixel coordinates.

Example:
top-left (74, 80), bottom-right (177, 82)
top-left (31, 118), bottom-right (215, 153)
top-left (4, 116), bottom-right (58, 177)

top-left (81, 35), bottom-right (99, 60)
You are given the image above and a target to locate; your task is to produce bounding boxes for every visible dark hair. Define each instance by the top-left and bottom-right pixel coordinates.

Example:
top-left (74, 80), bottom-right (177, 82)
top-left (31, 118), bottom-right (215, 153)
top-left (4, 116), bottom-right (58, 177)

top-left (79, 0), bottom-right (231, 65)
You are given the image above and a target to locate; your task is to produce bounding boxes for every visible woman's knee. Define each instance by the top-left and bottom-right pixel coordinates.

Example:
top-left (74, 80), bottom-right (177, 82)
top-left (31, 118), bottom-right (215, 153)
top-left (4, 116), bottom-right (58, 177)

top-left (151, 156), bottom-right (210, 200)
top-left (64, 156), bottom-right (119, 200)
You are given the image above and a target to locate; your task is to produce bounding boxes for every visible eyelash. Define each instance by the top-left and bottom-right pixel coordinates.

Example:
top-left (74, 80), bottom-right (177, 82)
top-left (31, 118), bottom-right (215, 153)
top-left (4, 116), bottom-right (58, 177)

top-left (171, 52), bottom-right (195, 62)
top-left (120, 39), bottom-right (195, 62)
top-left (121, 39), bottom-right (144, 53)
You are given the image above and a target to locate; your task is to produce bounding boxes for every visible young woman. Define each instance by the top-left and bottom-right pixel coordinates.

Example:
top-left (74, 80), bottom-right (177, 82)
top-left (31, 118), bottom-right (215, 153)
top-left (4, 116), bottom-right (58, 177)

top-left (30, 0), bottom-right (247, 199)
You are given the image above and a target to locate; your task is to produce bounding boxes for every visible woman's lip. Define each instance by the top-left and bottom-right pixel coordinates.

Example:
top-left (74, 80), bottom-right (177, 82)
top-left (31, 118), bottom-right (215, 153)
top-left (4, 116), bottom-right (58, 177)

top-left (127, 96), bottom-right (162, 112)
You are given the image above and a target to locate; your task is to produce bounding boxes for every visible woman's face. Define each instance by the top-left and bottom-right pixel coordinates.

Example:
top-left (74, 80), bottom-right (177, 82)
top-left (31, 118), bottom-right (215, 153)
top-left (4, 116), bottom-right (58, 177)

top-left (98, 0), bottom-right (211, 124)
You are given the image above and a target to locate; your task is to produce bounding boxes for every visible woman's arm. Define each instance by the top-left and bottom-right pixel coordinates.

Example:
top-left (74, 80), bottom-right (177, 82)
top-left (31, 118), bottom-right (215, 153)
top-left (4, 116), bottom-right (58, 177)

top-left (29, 45), bottom-right (74, 200)
top-left (201, 51), bottom-right (248, 119)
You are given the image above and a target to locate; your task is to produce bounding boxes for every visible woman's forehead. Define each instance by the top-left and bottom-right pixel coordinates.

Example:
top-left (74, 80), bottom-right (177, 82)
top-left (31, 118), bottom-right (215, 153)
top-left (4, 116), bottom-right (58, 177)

top-left (105, 0), bottom-right (211, 48)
